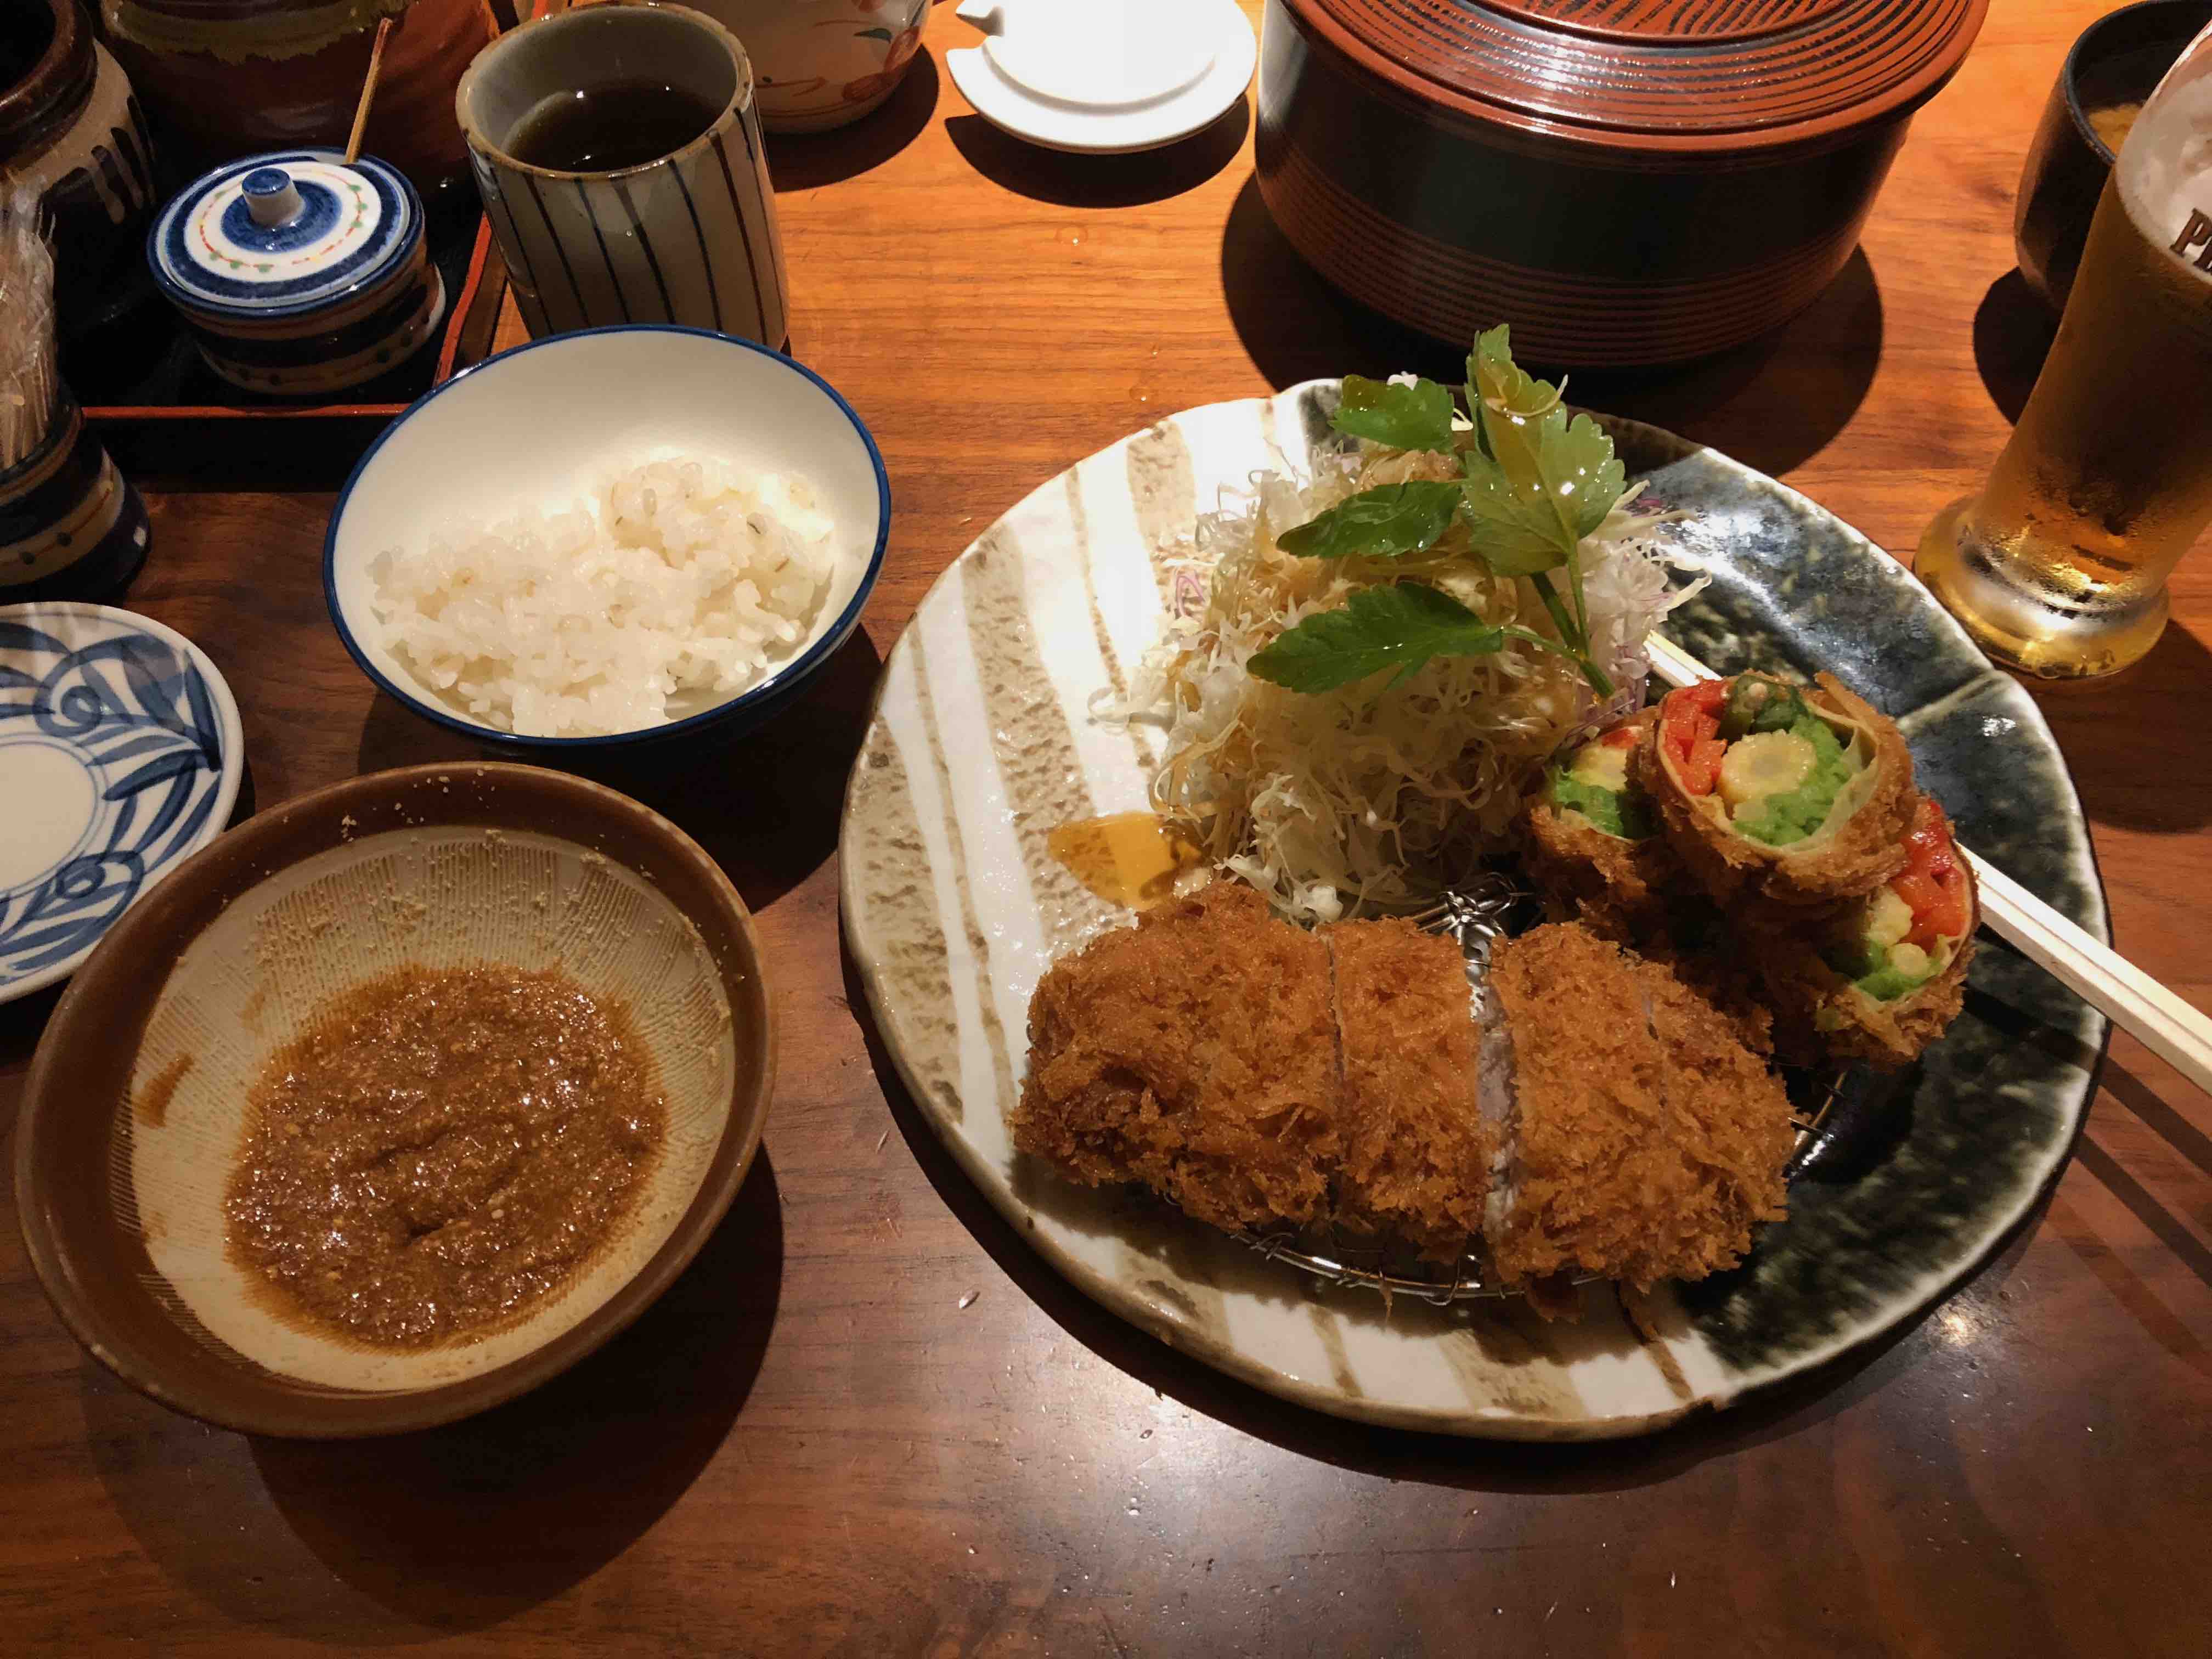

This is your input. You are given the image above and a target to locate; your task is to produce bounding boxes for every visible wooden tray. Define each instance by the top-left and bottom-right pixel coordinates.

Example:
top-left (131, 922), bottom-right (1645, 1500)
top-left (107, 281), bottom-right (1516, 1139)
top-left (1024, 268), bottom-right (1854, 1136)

top-left (69, 209), bottom-right (511, 425)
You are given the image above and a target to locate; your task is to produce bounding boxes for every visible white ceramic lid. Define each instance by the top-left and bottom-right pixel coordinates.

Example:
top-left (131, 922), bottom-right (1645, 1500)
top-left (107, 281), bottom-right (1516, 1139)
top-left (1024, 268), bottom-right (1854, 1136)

top-left (946, 0), bottom-right (1255, 156)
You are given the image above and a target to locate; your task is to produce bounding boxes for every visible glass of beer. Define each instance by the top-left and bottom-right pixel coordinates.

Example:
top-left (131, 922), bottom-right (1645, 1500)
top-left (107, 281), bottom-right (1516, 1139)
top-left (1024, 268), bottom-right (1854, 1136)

top-left (1918, 20), bottom-right (2212, 680)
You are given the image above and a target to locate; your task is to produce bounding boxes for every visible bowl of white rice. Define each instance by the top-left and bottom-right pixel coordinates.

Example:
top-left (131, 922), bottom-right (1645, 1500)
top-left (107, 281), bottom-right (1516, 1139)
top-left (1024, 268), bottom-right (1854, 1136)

top-left (324, 326), bottom-right (889, 746)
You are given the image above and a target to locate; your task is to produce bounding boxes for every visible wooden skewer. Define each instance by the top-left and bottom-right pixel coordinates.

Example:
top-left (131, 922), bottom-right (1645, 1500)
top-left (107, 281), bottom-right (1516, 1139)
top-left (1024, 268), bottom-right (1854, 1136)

top-left (343, 17), bottom-right (397, 167)
top-left (1642, 629), bottom-right (2212, 1094)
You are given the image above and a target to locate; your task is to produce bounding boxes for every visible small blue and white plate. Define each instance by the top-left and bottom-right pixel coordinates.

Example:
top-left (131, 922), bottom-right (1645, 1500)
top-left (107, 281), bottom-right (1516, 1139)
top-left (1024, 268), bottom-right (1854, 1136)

top-left (0, 604), bottom-right (244, 1005)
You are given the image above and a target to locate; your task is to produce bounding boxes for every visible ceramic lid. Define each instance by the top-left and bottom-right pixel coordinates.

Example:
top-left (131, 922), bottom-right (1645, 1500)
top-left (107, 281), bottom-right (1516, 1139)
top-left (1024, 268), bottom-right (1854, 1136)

top-left (1282, 0), bottom-right (1989, 149)
top-left (148, 149), bottom-right (421, 320)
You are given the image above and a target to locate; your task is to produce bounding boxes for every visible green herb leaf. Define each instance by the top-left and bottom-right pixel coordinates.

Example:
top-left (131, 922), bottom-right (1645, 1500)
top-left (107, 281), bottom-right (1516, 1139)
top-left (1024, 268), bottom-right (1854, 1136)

top-left (1248, 583), bottom-right (1507, 693)
top-left (1331, 375), bottom-right (1457, 454)
top-left (1459, 464), bottom-right (1575, 576)
top-left (1278, 481), bottom-right (1463, 562)
top-left (1466, 325), bottom-right (1559, 437)
top-left (1459, 326), bottom-right (1627, 576)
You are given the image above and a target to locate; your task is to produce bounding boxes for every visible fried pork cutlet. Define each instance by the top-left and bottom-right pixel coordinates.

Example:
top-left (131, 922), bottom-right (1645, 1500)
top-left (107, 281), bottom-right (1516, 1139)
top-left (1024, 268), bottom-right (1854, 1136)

top-left (1018, 887), bottom-right (1799, 1304)
top-left (1325, 917), bottom-right (1488, 1261)
top-left (1480, 922), bottom-right (1796, 1293)
top-left (1012, 882), bottom-right (1340, 1234)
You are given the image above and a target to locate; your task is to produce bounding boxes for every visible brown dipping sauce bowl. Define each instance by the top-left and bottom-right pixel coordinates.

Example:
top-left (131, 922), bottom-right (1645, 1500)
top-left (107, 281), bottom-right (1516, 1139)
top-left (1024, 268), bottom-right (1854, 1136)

top-left (14, 763), bottom-right (776, 1438)
top-left (2015, 0), bottom-right (2212, 312)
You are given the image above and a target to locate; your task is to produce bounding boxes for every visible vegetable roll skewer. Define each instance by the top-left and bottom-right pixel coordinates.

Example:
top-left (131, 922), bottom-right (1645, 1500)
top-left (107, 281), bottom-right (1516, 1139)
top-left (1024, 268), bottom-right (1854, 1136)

top-left (1752, 797), bottom-right (1979, 1068)
top-left (1519, 709), bottom-right (1690, 944)
top-left (1523, 712), bottom-right (1774, 1054)
top-left (1639, 673), bottom-right (1917, 910)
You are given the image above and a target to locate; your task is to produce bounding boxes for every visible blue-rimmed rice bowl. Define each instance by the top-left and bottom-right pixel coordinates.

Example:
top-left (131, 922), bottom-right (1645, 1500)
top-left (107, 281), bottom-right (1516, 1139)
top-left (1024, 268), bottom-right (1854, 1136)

top-left (324, 325), bottom-right (890, 751)
top-left (0, 603), bottom-right (244, 1003)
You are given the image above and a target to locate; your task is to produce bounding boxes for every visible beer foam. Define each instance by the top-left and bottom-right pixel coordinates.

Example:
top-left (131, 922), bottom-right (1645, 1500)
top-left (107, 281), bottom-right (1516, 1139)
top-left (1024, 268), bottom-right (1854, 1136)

top-left (2118, 22), bottom-right (2212, 256)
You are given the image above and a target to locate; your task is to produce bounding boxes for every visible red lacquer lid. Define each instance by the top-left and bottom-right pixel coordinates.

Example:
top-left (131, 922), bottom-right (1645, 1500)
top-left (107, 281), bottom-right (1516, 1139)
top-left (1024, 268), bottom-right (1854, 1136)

top-left (1283, 0), bottom-right (1989, 150)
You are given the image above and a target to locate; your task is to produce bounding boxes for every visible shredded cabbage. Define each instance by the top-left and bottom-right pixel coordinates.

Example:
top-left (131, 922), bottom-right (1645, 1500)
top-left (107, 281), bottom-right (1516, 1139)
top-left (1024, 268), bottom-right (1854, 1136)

top-left (1114, 437), bottom-right (1707, 924)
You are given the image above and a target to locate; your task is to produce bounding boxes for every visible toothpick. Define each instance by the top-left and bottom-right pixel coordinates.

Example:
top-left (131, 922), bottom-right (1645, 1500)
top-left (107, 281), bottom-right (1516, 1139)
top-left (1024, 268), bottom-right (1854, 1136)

top-left (343, 17), bottom-right (397, 167)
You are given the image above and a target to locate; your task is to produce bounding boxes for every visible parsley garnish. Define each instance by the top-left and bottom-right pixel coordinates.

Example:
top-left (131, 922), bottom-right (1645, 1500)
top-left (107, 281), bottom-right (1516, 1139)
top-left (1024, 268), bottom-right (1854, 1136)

top-left (1249, 583), bottom-right (1507, 693)
top-left (1330, 375), bottom-right (1457, 454)
top-left (1248, 583), bottom-right (1592, 696)
top-left (1257, 328), bottom-right (1626, 697)
top-left (1277, 481), bottom-right (1463, 561)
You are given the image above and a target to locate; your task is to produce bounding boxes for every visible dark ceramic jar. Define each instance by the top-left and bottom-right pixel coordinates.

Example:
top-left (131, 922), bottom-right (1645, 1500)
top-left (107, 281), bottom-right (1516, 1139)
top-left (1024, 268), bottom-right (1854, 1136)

top-left (0, 0), bottom-right (159, 339)
top-left (1257, 0), bottom-right (1987, 367)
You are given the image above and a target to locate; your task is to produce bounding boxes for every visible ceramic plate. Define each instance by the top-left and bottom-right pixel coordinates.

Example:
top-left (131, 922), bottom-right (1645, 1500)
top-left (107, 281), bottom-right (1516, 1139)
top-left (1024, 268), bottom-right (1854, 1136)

top-left (946, 0), bottom-right (1256, 156)
top-left (839, 385), bottom-right (2109, 1440)
top-left (1, 603), bottom-right (244, 1004)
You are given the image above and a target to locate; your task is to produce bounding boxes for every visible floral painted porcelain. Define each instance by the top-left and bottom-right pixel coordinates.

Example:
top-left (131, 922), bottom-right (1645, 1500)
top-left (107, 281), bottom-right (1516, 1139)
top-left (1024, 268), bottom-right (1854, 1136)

top-left (698, 0), bottom-right (929, 133)
top-left (0, 602), bottom-right (242, 1003)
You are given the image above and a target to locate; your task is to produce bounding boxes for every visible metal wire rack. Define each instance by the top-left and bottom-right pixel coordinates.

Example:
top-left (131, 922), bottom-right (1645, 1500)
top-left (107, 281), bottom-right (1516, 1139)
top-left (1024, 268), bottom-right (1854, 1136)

top-left (1232, 872), bottom-right (1854, 1307)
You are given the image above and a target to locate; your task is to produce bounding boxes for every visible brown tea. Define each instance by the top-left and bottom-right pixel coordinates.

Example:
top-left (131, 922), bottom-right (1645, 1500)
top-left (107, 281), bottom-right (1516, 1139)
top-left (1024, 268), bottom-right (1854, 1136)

top-left (505, 82), bottom-right (722, 173)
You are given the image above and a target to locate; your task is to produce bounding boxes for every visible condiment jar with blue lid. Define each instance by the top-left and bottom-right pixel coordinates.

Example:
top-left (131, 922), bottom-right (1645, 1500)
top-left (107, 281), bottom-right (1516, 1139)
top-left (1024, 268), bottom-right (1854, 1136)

top-left (146, 148), bottom-right (445, 397)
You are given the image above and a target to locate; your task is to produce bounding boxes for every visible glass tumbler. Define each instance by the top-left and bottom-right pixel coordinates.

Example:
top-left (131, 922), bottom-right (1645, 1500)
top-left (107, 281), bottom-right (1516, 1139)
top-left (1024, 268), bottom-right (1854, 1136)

top-left (1919, 19), bottom-right (2212, 679)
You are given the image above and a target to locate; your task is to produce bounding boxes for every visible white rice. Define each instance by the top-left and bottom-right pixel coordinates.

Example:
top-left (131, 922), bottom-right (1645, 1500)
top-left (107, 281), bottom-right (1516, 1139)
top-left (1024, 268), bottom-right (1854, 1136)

top-left (370, 455), bottom-right (837, 737)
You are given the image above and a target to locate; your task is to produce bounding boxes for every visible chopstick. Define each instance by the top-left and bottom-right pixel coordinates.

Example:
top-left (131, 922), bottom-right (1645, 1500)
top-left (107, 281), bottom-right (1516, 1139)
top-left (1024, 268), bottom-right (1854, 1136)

top-left (343, 18), bottom-right (395, 168)
top-left (1643, 631), bottom-right (2212, 1095)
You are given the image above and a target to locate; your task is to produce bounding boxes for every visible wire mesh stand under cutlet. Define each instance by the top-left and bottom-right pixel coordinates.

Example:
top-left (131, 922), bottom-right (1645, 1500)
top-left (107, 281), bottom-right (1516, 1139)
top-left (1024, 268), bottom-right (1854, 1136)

top-left (1234, 871), bottom-right (1853, 1307)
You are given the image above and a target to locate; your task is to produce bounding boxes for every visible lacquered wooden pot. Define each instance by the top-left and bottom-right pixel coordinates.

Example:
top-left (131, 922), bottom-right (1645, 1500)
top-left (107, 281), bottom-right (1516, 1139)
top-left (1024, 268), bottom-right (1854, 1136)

top-left (99, 0), bottom-right (493, 195)
top-left (1256, 0), bottom-right (1987, 368)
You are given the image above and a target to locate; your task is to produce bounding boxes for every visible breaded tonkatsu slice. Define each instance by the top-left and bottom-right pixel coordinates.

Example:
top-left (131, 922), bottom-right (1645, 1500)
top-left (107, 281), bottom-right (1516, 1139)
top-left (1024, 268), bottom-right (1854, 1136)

top-left (1480, 922), bottom-right (1796, 1293)
top-left (1012, 882), bottom-right (1340, 1233)
top-left (1325, 917), bottom-right (1488, 1261)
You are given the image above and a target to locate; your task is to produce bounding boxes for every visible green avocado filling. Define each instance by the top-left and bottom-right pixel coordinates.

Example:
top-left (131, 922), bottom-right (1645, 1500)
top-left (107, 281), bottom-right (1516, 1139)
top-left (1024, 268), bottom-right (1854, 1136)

top-left (1731, 714), bottom-right (1850, 847)
top-left (1547, 771), bottom-right (1655, 840)
top-left (1825, 943), bottom-right (1932, 1001)
top-left (1855, 960), bottom-right (1933, 1001)
top-left (1824, 923), bottom-right (1942, 1003)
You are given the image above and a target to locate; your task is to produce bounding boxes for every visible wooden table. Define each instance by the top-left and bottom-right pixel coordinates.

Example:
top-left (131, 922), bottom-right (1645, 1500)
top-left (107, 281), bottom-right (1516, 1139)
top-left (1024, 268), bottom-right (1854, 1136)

top-left (8, 3), bottom-right (2209, 1652)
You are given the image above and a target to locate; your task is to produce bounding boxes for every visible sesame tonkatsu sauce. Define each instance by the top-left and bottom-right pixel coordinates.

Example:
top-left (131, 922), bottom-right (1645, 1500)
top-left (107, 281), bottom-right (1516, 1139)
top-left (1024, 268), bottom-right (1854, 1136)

top-left (224, 964), bottom-right (667, 1349)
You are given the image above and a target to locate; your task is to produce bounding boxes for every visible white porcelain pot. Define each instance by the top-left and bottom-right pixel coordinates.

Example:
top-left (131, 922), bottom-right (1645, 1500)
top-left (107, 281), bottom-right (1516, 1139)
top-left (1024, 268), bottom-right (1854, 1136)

top-left (692, 0), bottom-right (929, 133)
